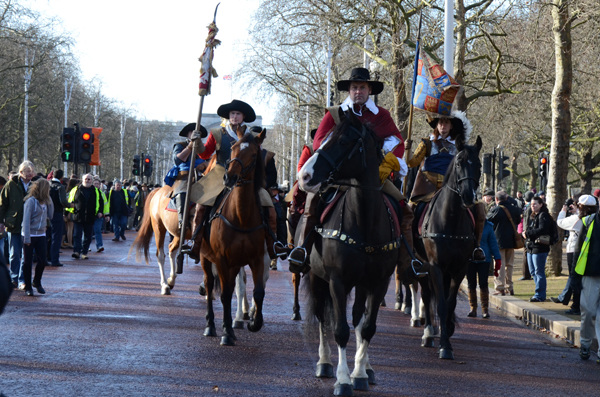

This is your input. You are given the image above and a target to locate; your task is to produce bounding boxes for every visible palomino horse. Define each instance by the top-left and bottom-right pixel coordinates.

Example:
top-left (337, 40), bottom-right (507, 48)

top-left (132, 185), bottom-right (188, 295)
top-left (298, 110), bottom-right (402, 396)
top-left (414, 136), bottom-right (483, 360)
top-left (200, 130), bottom-right (270, 346)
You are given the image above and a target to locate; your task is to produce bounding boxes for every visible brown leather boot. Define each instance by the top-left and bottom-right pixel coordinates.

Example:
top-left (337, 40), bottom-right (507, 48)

top-left (467, 289), bottom-right (478, 317)
top-left (265, 206), bottom-right (278, 260)
top-left (183, 204), bottom-right (206, 261)
top-left (481, 287), bottom-right (490, 318)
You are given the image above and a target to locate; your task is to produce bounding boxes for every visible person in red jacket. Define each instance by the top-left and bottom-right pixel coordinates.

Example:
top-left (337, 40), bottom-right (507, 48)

top-left (288, 67), bottom-right (410, 273)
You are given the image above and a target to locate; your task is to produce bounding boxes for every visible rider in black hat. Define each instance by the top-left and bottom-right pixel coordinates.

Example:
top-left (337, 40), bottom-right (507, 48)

top-left (166, 123), bottom-right (207, 229)
top-left (183, 100), bottom-right (279, 261)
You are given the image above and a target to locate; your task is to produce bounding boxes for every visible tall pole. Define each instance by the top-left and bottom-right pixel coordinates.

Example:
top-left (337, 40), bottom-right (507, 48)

top-left (120, 116), bottom-right (126, 181)
top-left (93, 97), bottom-right (99, 175)
top-left (444, 0), bottom-right (455, 77)
top-left (177, 4), bottom-right (220, 273)
top-left (64, 79), bottom-right (73, 175)
top-left (326, 37), bottom-right (333, 107)
top-left (23, 49), bottom-right (33, 161)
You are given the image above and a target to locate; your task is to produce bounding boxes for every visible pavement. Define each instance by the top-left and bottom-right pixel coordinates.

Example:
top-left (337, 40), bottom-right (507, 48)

top-left (459, 245), bottom-right (598, 352)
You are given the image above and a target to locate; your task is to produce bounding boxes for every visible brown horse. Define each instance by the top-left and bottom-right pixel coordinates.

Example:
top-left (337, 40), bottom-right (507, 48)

top-left (132, 185), bottom-right (189, 295)
top-left (201, 130), bottom-right (270, 346)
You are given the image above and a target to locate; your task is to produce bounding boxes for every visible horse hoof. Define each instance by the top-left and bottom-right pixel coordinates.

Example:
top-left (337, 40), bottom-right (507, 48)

top-left (204, 326), bottom-right (217, 337)
top-left (351, 377), bottom-right (369, 391)
top-left (333, 382), bottom-right (353, 396)
top-left (410, 319), bottom-right (421, 327)
top-left (394, 302), bottom-right (401, 310)
top-left (421, 337), bottom-right (435, 348)
top-left (247, 319), bottom-right (263, 333)
top-left (291, 312), bottom-right (302, 321)
top-left (439, 348), bottom-right (454, 360)
top-left (167, 277), bottom-right (175, 290)
top-left (199, 283), bottom-right (206, 296)
top-left (366, 369), bottom-right (376, 385)
top-left (243, 312), bottom-right (250, 321)
top-left (233, 320), bottom-right (244, 329)
top-left (161, 286), bottom-right (171, 295)
top-left (220, 336), bottom-right (235, 346)
top-left (403, 306), bottom-right (412, 315)
top-left (315, 363), bottom-right (334, 378)
top-left (380, 298), bottom-right (386, 307)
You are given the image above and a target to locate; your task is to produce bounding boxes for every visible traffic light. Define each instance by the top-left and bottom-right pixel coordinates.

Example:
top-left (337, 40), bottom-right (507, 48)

top-left (143, 155), bottom-right (153, 177)
top-left (61, 128), bottom-right (75, 162)
top-left (482, 153), bottom-right (492, 175)
top-left (132, 155), bottom-right (141, 176)
top-left (497, 155), bottom-right (510, 180)
top-left (77, 127), bottom-right (94, 163)
top-left (539, 155), bottom-right (548, 179)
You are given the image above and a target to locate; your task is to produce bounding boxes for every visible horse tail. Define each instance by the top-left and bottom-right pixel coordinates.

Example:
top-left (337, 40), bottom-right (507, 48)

top-left (131, 189), bottom-right (159, 265)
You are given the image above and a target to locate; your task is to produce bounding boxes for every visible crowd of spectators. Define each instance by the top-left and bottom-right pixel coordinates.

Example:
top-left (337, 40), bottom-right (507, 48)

top-left (0, 160), bottom-right (158, 297)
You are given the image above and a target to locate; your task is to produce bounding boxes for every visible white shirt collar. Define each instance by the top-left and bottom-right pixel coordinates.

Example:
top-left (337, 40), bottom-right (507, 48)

top-left (430, 134), bottom-right (456, 145)
top-left (224, 121), bottom-right (245, 142)
top-left (340, 96), bottom-right (379, 116)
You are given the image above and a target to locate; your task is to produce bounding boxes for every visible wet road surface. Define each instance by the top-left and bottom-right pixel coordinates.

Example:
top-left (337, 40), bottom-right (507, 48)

top-left (1, 230), bottom-right (599, 396)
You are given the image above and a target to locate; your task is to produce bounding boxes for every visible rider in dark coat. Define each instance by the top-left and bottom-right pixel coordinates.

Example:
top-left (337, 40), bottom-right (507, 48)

top-left (165, 123), bottom-right (207, 229)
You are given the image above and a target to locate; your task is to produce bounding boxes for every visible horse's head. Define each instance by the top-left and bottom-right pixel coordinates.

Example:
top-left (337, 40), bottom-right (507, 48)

top-left (224, 128), bottom-right (266, 189)
top-left (445, 135), bottom-right (483, 208)
top-left (298, 110), bottom-right (382, 193)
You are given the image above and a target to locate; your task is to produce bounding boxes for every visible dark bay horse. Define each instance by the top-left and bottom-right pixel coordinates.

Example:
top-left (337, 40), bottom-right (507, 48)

top-left (200, 130), bottom-right (270, 346)
top-left (414, 136), bottom-right (483, 360)
top-left (298, 110), bottom-right (401, 396)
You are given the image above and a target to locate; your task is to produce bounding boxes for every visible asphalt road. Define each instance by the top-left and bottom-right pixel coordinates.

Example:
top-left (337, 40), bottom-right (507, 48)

top-left (1, 230), bottom-right (599, 397)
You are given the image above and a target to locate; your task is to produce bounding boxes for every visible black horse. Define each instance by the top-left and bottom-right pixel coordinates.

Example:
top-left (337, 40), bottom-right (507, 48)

top-left (413, 136), bottom-right (483, 360)
top-left (298, 110), bottom-right (402, 396)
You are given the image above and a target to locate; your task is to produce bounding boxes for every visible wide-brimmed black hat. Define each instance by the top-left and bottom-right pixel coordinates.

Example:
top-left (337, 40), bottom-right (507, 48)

top-left (310, 128), bottom-right (317, 140)
top-left (179, 123), bottom-right (208, 138)
top-left (217, 99), bottom-right (256, 123)
top-left (337, 67), bottom-right (384, 96)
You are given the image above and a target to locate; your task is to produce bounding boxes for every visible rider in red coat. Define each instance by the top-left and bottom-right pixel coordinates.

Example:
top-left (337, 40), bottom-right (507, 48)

top-left (288, 67), bottom-right (410, 273)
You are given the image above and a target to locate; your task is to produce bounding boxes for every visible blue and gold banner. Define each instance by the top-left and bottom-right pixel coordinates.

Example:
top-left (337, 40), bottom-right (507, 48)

top-left (412, 51), bottom-right (460, 116)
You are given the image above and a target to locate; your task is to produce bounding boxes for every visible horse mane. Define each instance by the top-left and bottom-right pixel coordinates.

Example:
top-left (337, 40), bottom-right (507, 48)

top-left (441, 141), bottom-right (479, 187)
top-left (238, 132), bottom-right (265, 193)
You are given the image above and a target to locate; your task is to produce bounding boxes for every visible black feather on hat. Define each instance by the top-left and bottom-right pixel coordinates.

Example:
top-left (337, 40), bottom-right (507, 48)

top-left (336, 67), bottom-right (384, 96)
top-left (179, 123), bottom-right (208, 138)
top-left (217, 100), bottom-right (256, 123)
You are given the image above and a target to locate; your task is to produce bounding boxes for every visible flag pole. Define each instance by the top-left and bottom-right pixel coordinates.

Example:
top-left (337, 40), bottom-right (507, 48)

top-left (177, 3), bottom-right (221, 274)
top-left (403, 10), bottom-right (422, 195)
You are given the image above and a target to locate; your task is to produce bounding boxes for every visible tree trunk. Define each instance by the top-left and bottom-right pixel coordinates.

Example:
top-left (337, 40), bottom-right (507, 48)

top-left (547, 0), bottom-right (573, 276)
top-left (454, 0), bottom-right (468, 111)
top-left (392, 27), bottom-right (409, 139)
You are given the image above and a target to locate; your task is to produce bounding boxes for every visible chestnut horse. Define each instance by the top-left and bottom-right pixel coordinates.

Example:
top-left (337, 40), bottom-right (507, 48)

top-left (132, 185), bottom-right (188, 295)
top-left (200, 130), bottom-right (270, 346)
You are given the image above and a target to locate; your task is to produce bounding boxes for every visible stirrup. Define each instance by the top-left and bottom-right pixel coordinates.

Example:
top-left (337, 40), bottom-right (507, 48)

top-left (288, 246), bottom-right (309, 274)
top-left (411, 259), bottom-right (428, 278)
top-left (273, 241), bottom-right (290, 258)
top-left (471, 247), bottom-right (485, 262)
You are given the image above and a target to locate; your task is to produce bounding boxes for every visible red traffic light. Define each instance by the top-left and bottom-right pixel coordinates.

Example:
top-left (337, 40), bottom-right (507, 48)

top-left (540, 157), bottom-right (547, 164)
top-left (82, 132), bottom-right (91, 141)
top-left (144, 157), bottom-right (150, 163)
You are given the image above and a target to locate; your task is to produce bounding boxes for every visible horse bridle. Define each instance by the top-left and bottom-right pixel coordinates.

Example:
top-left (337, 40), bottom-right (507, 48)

top-left (315, 122), bottom-right (381, 191)
top-left (444, 155), bottom-right (478, 201)
top-left (225, 154), bottom-right (256, 186)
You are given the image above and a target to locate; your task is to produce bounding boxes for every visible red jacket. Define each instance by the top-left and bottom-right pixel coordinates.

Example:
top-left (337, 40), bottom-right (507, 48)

top-left (313, 105), bottom-right (405, 158)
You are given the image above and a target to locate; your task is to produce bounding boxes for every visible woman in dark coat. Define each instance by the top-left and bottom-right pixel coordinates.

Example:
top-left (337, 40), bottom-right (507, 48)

top-left (523, 196), bottom-right (553, 302)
